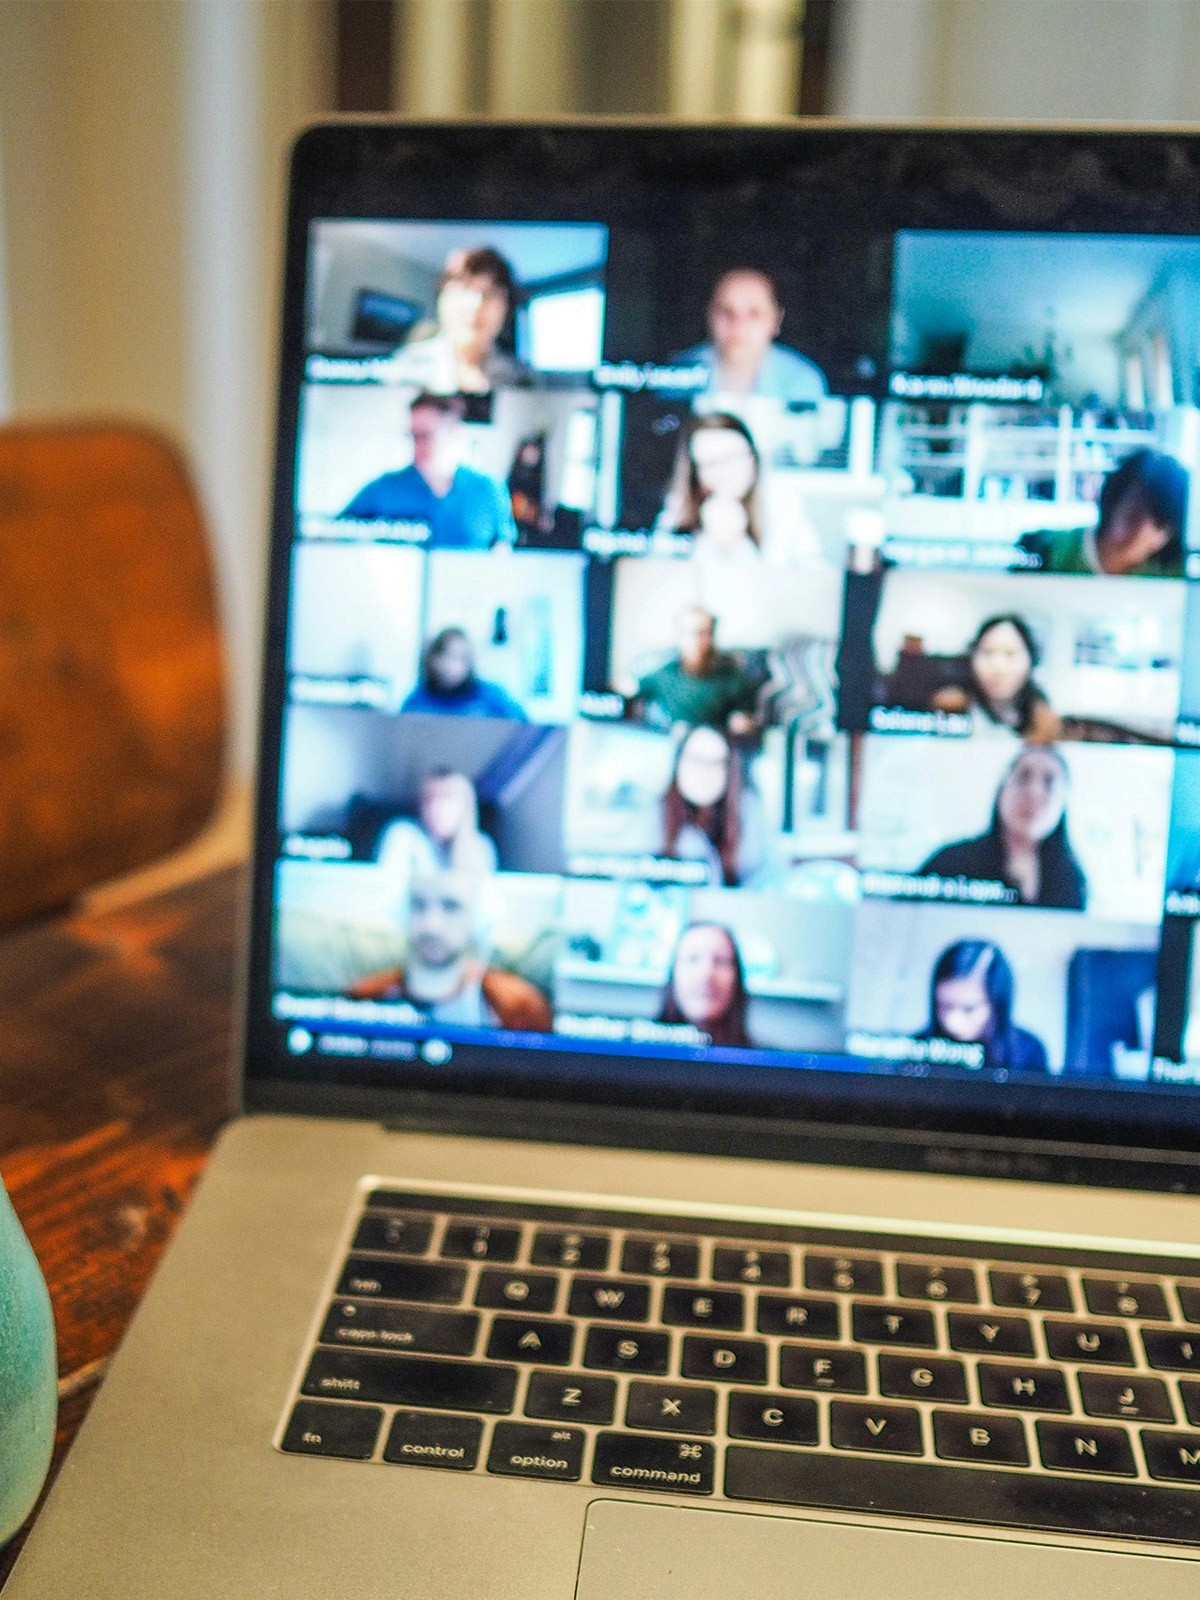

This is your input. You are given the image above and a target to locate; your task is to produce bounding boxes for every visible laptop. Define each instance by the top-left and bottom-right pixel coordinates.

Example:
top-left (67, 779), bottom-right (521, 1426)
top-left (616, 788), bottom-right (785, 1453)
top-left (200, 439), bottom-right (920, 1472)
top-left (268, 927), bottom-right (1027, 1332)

top-left (13, 120), bottom-right (1200, 1595)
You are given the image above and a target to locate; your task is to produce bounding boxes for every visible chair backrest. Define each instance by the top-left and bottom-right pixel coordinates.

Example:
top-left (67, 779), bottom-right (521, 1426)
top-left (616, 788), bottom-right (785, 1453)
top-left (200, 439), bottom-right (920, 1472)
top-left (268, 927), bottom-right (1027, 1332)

top-left (0, 422), bottom-right (225, 925)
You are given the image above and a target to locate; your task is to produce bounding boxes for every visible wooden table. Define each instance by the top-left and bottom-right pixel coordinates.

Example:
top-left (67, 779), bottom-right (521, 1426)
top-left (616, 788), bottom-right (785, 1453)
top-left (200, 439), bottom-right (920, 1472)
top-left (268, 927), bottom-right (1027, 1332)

top-left (0, 864), bottom-right (244, 1585)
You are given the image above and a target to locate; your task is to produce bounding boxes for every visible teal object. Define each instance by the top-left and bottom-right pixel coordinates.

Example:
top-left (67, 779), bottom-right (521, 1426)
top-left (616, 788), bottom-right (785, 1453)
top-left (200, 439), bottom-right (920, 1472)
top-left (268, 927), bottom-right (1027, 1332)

top-left (0, 1176), bottom-right (56, 1547)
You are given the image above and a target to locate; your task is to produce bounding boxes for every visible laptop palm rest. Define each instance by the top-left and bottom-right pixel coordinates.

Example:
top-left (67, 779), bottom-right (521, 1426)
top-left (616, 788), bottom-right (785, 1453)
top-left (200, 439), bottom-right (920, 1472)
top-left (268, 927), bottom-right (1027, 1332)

top-left (575, 1500), bottom-right (1196, 1597)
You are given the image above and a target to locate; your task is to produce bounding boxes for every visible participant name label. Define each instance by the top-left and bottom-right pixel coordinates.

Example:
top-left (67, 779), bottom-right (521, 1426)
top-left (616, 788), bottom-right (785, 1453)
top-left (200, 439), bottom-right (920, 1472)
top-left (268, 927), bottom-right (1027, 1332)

top-left (862, 871), bottom-right (1018, 905)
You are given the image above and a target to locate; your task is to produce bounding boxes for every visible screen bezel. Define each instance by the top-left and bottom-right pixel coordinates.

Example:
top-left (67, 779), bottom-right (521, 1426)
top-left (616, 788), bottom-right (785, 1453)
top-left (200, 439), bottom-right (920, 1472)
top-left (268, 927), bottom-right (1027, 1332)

top-left (243, 118), bottom-right (1200, 1181)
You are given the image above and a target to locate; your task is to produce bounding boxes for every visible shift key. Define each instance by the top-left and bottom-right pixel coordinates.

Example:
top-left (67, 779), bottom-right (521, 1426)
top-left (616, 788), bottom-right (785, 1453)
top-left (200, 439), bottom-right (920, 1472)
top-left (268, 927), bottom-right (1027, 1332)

top-left (303, 1348), bottom-right (517, 1413)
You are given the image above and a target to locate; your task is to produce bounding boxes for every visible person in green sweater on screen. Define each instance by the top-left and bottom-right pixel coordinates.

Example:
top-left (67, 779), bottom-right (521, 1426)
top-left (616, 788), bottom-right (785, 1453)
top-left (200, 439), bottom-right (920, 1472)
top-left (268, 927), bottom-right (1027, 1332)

top-left (1017, 447), bottom-right (1188, 578)
top-left (632, 605), bottom-right (759, 735)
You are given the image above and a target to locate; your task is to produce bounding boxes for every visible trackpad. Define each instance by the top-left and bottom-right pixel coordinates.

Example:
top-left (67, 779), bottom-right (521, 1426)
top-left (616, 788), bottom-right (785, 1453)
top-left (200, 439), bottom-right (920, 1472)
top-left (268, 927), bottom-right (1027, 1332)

top-left (576, 1500), bottom-right (1194, 1598)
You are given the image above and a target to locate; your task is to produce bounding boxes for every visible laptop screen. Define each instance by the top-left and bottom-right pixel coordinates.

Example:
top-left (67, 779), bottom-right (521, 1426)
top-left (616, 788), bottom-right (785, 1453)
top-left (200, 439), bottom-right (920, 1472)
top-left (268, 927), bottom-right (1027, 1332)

top-left (249, 124), bottom-right (1200, 1153)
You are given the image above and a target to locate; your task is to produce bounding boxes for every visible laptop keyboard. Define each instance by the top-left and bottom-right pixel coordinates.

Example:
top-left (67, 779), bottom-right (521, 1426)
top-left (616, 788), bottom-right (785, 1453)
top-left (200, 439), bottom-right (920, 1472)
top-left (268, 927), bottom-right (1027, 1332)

top-left (278, 1188), bottom-right (1200, 1546)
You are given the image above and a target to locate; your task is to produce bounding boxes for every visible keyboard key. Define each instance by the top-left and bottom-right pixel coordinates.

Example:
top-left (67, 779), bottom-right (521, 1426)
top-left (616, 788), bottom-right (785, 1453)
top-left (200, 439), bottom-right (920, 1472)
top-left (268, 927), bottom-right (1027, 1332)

top-left (681, 1334), bottom-right (768, 1386)
top-left (525, 1370), bottom-right (616, 1426)
top-left (989, 1269), bottom-right (1073, 1312)
top-left (779, 1342), bottom-right (867, 1394)
top-left (851, 1303), bottom-right (938, 1348)
top-left (1177, 1283), bottom-right (1200, 1323)
top-left (946, 1311), bottom-right (1034, 1358)
top-left (877, 1354), bottom-right (968, 1404)
top-left (487, 1422), bottom-right (584, 1481)
top-left (932, 1410), bottom-right (1029, 1467)
top-left (530, 1228), bottom-right (610, 1271)
top-left (727, 1390), bottom-right (819, 1446)
top-left (895, 1262), bottom-right (978, 1304)
top-left (1078, 1372), bottom-right (1174, 1423)
top-left (567, 1276), bottom-right (651, 1323)
top-left (352, 1212), bottom-right (435, 1256)
top-left (1082, 1276), bottom-right (1170, 1321)
top-left (281, 1400), bottom-right (382, 1460)
top-left (977, 1363), bottom-right (1070, 1413)
top-left (830, 1401), bottom-right (923, 1456)
top-left (486, 1316), bottom-right (574, 1366)
top-left (1036, 1420), bottom-right (1136, 1477)
top-left (712, 1246), bottom-right (791, 1287)
top-left (805, 1253), bottom-right (884, 1296)
top-left (319, 1300), bottom-right (479, 1357)
top-left (592, 1432), bottom-right (714, 1495)
top-left (725, 1447), bottom-right (1200, 1543)
top-left (661, 1285), bottom-right (745, 1330)
top-left (1044, 1320), bottom-right (1133, 1367)
top-left (1143, 1329), bottom-right (1200, 1372)
top-left (1179, 1380), bottom-right (1200, 1426)
top-left (441, 1221), bottom-right (521, 1262)
top-left (383, 1409), bottom-right (482, 1471)
top-left (337, 1256), bottom-right (467, 1305)
top-left (1141, 1429), bottom-right (1200, 1484)
top-left (583, 1324), bottom-right (671, 1374)
top-left (626, 1380), bottom-right (717, 1435)
top-left (621, 1236), bottom-right (701, 1279)
top-left (756, 1293), bottom-right (839, 1340)
top-left (302, 1349), bottom-right (517, 1413)
top-left (475, 1268), bottom-right (559, 1314)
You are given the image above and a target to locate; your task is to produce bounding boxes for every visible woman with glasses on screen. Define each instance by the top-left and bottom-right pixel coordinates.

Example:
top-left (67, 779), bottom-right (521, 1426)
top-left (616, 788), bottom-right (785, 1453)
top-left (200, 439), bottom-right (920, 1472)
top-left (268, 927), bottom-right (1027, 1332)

top-left (658, 413), bottom-right (763, 561)
top-left (660, 724), bottom-right (766, 888)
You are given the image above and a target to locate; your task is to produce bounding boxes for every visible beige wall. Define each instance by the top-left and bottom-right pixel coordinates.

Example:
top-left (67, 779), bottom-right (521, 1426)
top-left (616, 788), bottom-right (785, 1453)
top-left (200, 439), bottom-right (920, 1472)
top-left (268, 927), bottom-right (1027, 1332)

top-left (831, 0), bottom-right (1200, 122)
top-left (0, 0), bottom-right (334, 777)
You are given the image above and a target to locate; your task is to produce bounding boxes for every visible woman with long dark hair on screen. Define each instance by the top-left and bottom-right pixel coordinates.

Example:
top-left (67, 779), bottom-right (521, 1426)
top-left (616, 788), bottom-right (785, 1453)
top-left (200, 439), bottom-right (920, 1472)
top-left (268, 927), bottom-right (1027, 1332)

top-left (659, 922), bottom-right (753, 1049)
top-left (919, 743), bottom-right (1087, 910)
top-left (920, 939), bottom-right (1048, 1072)
top-left (660, 724), bottom-right (764, 887)
top-left (932, 614), bottom-right (1061, 741)
top-left (659, 413), bottom-right (763, 559)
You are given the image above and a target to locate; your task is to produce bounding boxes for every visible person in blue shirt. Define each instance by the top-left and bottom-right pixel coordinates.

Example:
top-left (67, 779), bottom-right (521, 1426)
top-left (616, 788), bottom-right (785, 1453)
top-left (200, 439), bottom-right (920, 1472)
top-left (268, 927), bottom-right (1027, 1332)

top-left (401, 627), bottom-right (526, 720)
top-left (340, 392), bottom-right (518, 548)
top-left (671, 268), bottom-right (828, 403)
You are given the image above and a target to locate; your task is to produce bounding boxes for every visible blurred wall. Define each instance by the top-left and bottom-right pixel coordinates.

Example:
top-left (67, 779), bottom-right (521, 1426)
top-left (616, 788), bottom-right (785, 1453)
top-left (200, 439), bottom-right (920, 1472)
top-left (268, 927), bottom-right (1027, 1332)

top-left (0, 0), bottom-right (335, 778)
top-left (831, 0), bottom-right (1200, 121)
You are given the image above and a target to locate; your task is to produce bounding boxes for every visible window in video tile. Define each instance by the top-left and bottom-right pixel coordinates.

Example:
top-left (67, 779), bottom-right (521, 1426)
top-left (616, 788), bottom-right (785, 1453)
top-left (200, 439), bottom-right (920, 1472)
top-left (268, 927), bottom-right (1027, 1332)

top-left (554, 879), bottom-right (852, 1055)
top-left (287, 544), bottom-right (584, 725)
top-left (882, 231), bottom-right (1200, 567)
top-left (846, 899), bottom-right (1158, 1081)
top-left (307, 219), bottom-right (608, 382)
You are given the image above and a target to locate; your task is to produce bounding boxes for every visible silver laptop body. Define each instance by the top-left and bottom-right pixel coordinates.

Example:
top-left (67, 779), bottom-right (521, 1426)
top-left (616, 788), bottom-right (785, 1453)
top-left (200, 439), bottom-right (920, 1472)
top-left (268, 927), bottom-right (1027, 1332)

top-left (12, 120), bottom-right (1200, 1597)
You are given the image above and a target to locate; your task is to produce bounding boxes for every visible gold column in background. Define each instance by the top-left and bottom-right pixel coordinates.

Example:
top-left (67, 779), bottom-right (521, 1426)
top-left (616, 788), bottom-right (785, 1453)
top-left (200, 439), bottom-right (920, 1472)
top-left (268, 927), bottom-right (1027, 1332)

top-left (395, 0), bottom-right (473, 116)
top-left (669, 0), bottom-right (806, 119)
top-left (391, 0), bottom-right (807, 120)
top-left (732, 0), bottom-right (806, 121)
top-left (667, 0), bottom-right (724, 118)
top-left (487, 0), bottom-right (577, 116)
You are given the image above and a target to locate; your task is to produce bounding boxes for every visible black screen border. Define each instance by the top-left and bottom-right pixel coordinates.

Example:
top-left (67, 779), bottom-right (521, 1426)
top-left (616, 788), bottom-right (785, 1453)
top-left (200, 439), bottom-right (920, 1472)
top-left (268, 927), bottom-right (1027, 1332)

top-left (243, 118), bottom-right (1200, 1183)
